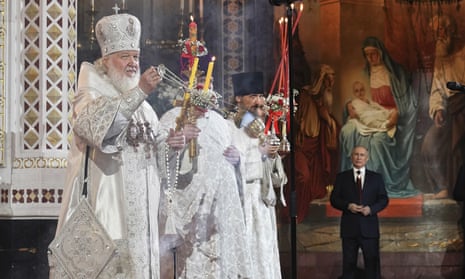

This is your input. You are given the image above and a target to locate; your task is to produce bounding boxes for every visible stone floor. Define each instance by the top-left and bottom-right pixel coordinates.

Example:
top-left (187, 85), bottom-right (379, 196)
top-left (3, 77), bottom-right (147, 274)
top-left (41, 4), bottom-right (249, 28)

top-left (0, 195), bottom-right (462, 278)
top-left (278, 194), bottom-right (464, 278)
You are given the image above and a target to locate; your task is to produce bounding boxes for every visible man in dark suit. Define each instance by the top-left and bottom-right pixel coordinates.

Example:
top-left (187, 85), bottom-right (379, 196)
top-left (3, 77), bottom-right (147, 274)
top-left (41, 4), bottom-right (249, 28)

top-left (330, 145), bottom-right (389, 279)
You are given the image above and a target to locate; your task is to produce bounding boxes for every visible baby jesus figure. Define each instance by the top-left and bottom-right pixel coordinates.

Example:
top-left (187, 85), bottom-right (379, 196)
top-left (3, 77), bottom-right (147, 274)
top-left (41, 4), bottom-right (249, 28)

top-left (346, 81), bottom-right (398, 138)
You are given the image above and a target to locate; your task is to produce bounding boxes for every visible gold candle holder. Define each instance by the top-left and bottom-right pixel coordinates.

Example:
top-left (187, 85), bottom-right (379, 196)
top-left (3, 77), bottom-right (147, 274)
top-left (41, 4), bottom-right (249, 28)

top-left (326, 184), bottom-right (334, 197)
top-left (86, 9), bottom-right (98, 50)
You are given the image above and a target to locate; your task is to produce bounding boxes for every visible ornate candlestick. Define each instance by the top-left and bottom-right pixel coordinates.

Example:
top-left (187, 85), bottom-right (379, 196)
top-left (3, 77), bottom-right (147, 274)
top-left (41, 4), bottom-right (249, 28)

top-left (86, 8), bottom-right (98, 50)
top-left (178, 10), bottom-right (185, 42)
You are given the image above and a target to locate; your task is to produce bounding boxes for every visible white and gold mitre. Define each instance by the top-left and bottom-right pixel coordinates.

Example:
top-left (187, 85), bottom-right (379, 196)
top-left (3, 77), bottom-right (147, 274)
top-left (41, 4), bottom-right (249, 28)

top-left (96, 13), bottom-right (141, 56)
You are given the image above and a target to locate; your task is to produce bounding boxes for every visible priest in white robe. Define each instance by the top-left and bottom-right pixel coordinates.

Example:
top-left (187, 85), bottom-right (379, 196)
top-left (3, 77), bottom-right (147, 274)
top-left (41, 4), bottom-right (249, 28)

top-left (157, 87), bottom-right (252, 279)
top-left (54, 13), bottom-right (163, 279)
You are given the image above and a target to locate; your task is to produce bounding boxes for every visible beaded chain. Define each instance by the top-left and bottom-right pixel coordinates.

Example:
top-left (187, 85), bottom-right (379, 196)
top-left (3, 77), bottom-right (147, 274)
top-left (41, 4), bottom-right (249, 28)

top-left (164, 144), bottom-right (181, 234)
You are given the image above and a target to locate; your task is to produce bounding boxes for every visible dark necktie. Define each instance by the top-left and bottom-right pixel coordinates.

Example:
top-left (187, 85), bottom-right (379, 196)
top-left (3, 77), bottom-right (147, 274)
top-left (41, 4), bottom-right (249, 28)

top-left (356, 170), bottom-right (362, 202)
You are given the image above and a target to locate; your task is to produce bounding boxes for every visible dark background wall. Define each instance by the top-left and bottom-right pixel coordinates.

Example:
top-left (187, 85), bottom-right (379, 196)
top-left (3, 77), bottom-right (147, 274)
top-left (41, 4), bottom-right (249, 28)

top-left (0, 220), bottom-right (56, 279)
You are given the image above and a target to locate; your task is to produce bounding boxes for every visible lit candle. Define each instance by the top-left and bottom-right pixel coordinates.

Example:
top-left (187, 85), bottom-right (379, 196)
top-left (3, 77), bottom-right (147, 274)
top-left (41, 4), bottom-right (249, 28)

top-left (279, 18), bottom-right (288, 91)
top-left (188, 57), bottom-right (199, 89)
top-left (283, 17), bottom-right (288, 70)
top-left (283, 17), bottom-right (288, 47)
top-left (203, 56), bottom-right (216, 92)
top-left (292, 3), bottom-right (304, 35)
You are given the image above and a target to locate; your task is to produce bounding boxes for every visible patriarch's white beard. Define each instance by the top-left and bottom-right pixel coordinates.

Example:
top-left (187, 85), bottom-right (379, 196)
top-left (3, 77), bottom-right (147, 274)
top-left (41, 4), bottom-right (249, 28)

top-left (107, 63), bottom-right (140, 92)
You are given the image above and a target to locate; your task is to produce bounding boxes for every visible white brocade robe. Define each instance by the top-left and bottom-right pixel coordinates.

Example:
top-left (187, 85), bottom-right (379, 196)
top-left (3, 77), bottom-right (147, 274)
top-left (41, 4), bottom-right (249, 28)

top-left (56, 62), bottom-right (160, 279)
top-left (158, 108), bottom-right (252, 279)
top-left (233, 127), bottom-right (283, 279)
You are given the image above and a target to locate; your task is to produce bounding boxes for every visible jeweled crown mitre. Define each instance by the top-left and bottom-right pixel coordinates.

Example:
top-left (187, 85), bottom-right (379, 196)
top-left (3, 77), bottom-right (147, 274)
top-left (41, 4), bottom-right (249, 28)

top-left (96, 13), bottom-right (141, 57)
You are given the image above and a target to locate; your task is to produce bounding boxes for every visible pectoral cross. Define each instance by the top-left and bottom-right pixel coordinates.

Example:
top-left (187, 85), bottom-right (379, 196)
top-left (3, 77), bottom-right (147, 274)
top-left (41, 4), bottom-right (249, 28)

top-left (112, 3), bottom-right (120, 14)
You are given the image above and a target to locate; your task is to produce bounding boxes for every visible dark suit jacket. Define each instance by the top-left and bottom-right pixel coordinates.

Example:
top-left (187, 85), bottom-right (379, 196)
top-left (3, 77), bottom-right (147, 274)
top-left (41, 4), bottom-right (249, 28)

top-left (330, 169), bottom-right (389, 238)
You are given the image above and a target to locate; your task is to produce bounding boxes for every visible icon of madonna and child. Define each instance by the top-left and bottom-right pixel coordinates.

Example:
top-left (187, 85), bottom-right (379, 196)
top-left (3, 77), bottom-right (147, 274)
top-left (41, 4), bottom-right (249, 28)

top-left (287, 36), bottom-right (465, 224)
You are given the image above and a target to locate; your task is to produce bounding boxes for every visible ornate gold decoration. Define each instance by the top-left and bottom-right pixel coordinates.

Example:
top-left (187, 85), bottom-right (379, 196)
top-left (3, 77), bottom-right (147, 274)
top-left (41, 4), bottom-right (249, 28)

top-left (47, 66), bottom-right (62, 82)
top-left (27, 189), bottom-right (39, 203)
top-left (24, 3), bottom-right (39, 20)
top-left (68, 70), bottom-right (76, 84)
top-left (47, 89), bottom-right (61, 104)
top-left (68, 27), bottom-right (76, 41)
top-left (68, 6), bottom-right (77, 20)
top-left (24, 131), bottom-right (39, 147)
top-left (13, 157), bottom-right (67, 169)
top-left (14, 190), bottom-right (24, 203)
top-left (24, 110), bottom-right (38, 125)
top-left (24, 47), bottom-right (39, 61)
top-left (47, 130), bottom-right (62, 147)
top-left (24, 88), bottom-right (39, 104)
top-left (24, 26), bottom-right (39, 40)
top-left (20, 0), bottom-right (75, 155)
top-left (47, 3), bottom-right (62, 19)
top-left (47, 46), bottom-right (62, 61)
top-left (47, 24), bottom-right (62, 41)
top-left (42, 190), bottom-right (53, 202)
top-left (24, 67), bottom-right (39, 82)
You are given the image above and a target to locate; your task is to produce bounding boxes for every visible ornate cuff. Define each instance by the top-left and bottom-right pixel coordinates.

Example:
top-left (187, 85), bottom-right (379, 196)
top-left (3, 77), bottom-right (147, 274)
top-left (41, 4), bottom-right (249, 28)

top-left (119, 87), bottom-right (146, 119)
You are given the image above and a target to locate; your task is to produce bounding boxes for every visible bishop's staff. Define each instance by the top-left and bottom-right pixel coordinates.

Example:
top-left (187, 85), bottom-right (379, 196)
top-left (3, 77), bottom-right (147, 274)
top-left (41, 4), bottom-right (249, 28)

top-left (175, 57), bottom-right (199, 159)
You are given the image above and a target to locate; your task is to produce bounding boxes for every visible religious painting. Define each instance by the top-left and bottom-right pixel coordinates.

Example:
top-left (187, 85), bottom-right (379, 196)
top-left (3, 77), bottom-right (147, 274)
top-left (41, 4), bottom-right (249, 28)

top-left (276, 0), bottom-right (463, 277)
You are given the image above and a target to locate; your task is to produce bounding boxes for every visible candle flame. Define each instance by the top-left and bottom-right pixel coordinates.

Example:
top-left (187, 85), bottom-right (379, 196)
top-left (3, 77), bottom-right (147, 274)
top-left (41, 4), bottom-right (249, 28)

top-left (299, 3), bottom-right (304, 11)
top-left (190, 15), bottom-right (194, 22)
top-left (211, 56), bottom-right (216, 62)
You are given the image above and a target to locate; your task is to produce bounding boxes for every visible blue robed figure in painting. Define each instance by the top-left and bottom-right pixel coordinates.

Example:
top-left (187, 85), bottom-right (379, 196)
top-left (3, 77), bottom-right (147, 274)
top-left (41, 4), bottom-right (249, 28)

top-left (340, 36), bottom-right (419, 198)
